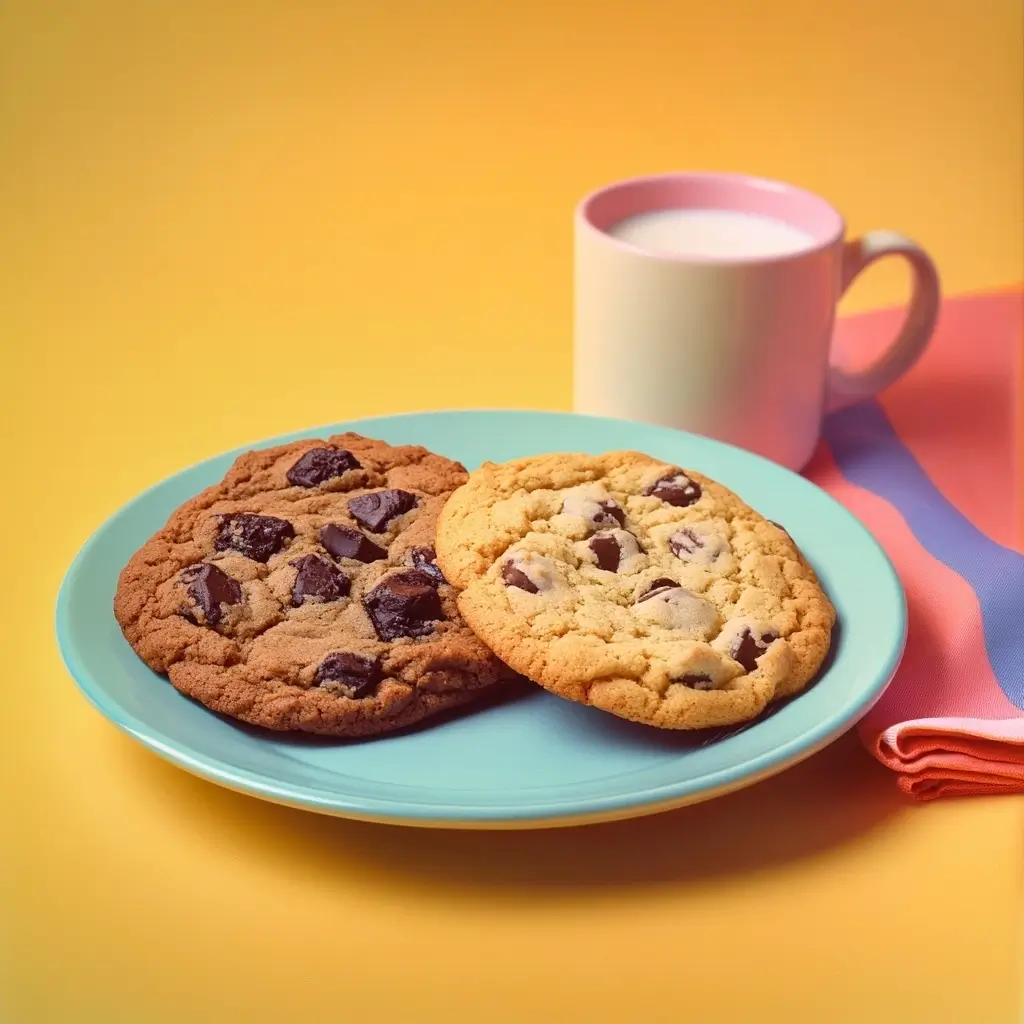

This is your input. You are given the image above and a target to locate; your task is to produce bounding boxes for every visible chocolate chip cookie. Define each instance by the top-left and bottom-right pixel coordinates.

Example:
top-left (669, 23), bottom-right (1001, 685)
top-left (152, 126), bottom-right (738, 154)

top-left (114, 434), bottom-right (515, 736)
top-left (435, 451), bottom-right (835, 730)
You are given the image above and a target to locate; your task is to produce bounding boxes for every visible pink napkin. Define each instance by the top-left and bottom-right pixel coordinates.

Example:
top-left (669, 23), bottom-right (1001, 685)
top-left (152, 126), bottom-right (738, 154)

top-left (803, 289), bottom-right (1023, 799)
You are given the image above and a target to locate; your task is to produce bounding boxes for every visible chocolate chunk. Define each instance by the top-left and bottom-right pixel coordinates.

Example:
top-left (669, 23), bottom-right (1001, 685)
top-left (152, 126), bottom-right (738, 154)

top-left (319, 523), bottom-right (387, 563)
top-left (730, 626), bottom-right (778, 671)
top-left (290, 554), bottom-right (350, 606)
top-left (348, 489), bottom-right (418, 533)
top-left (669, 526), bottom-right (730, 567)
top-left (562, 487), bottom-right (627, 531)
top-left (286, 447), bottom-right (361, 488)
top-left (645, 472), bottom-right (702, 508)
top-left (385, 568), bottom-right (439, 587)
top-left (183, 563), bottom-right (242, 626)
top-left (407, 545), bottom-right (446, 583)
top-left (679, 673), bottom-right (715, 690)
top-left (314, 652), bottom-right (382, 699)
top-left (364, 570), bottom-right (444, 640)
top-left (589, 532), bottom-right (623, 572)
top-left (669, 528), bottom-right (703, 558)
top-left (214, 513), bottom-right (294, 563)
top-left (593, 499), bottom-right (626, 529)
top-left (634, 581), bottom-right (718, 636)
top-left (501, 560), bottom-right (539, 593)
top-left (637, 578), bottom-right (680, 602)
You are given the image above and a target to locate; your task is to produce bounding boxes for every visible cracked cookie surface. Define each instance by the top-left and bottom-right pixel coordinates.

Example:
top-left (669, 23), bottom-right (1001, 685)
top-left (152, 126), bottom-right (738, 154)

top-left (114, 433), bottom-right (515, 736)
top-left (435, 451), bottom-right (835, 730)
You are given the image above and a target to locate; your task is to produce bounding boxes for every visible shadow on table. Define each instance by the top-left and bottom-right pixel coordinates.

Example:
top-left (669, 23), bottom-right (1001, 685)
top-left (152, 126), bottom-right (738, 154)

top-left (118, 720), bottom-right (906, 895)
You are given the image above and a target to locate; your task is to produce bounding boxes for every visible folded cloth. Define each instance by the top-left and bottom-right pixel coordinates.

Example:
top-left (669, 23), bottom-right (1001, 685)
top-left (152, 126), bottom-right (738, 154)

top-left (804, 288), bottom-right (1023, 799)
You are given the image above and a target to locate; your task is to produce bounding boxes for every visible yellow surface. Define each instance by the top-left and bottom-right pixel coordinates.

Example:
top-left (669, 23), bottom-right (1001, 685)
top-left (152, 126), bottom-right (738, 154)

top-left (3, 2), bottom-right (1023, 1021)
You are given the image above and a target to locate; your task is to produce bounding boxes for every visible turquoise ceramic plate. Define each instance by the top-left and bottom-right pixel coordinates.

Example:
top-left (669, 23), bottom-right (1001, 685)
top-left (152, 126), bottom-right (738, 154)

top-left (56, 411), bottom-right (905, 829)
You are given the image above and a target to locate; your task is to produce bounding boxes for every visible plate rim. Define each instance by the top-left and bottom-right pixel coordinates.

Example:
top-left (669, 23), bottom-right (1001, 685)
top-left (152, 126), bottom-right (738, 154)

top-left (55, 408), bottom-right (907, 828)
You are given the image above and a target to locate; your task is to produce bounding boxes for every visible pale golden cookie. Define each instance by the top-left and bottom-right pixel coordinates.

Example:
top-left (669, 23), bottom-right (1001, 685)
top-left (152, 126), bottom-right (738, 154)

top-left (435, 451), bottom-right (835, 730)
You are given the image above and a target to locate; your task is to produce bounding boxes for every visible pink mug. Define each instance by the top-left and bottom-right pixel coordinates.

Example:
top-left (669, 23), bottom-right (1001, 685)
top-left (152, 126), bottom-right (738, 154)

top-left (573, 172), bottom-right (941, 470)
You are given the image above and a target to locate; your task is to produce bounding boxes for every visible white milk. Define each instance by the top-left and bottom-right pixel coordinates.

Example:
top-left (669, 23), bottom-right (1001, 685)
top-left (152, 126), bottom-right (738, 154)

top-left (608, 208), bottom-right (816, 259)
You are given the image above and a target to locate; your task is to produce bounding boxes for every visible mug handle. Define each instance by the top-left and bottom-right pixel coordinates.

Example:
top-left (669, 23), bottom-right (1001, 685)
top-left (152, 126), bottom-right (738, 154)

top-left (826, 230), bottom-right (941, 412)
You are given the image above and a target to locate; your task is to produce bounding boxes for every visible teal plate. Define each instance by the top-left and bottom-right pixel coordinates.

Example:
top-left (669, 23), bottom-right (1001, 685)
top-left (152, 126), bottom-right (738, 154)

top-left (56, 411), bottom-right (905, 829)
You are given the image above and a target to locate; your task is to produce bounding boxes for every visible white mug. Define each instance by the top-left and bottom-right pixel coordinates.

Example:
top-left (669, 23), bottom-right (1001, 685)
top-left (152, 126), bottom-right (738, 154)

top-left (573, 172), bottom-right (941, 470)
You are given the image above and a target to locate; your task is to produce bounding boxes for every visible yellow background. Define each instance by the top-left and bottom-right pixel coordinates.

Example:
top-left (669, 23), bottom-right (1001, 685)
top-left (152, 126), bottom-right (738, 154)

top-left (3, 2), bottom-right (1022, 1021)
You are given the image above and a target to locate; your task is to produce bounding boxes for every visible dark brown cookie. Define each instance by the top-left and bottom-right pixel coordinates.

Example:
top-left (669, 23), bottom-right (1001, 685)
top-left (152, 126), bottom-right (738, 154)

top-left (114, 433), bottom-right (516, 736)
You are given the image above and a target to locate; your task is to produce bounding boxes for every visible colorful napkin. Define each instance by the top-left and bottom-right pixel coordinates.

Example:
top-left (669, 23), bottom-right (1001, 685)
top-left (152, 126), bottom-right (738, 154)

top-left (803, 289), bottom-right (1023, 799)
